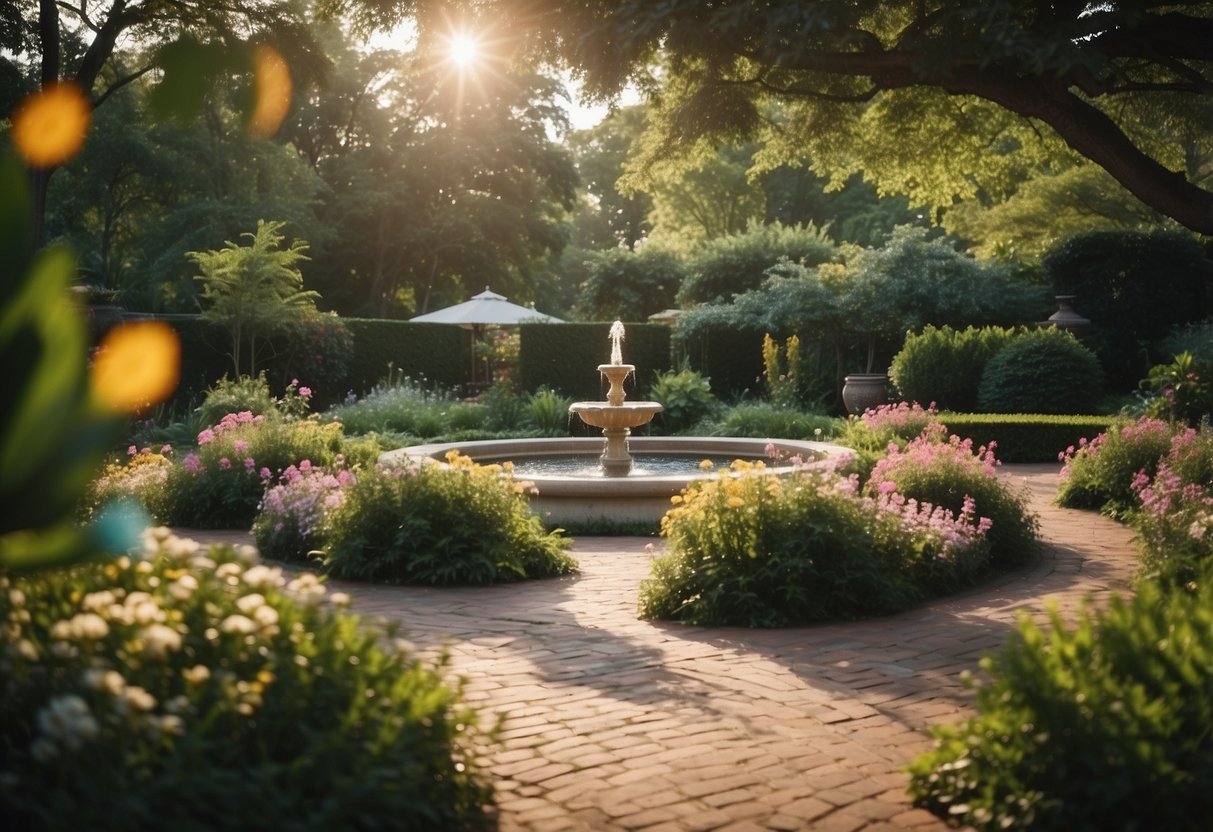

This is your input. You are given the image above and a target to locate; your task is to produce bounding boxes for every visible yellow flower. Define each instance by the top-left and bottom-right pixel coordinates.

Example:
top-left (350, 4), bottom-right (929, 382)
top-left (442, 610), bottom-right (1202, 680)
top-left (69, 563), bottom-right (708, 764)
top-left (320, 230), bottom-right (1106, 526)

top-left (91, 322), bottom-right (180, 413)
top-left (248, 45), bottom-right (292, 137)
top-left (727, 496), bottom-right (745, 508)
top-left (12, 83), bottom-right (90, 168)
top-left (698, 459), bottom-right (714, 471)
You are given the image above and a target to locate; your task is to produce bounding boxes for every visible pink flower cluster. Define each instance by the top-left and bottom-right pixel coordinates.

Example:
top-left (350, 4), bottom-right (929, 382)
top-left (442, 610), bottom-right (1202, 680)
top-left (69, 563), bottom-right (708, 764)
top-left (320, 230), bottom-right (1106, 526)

top-left (259, 463), bottom-right (356, 538)
top-left (874, 491), bottom-right (993, 556)
top-left (869, 426), bottom-right (999, 484)
top-left (197, 411), bottom-right (266, 445)
top-left (860, 401), bottom-right (938, 436)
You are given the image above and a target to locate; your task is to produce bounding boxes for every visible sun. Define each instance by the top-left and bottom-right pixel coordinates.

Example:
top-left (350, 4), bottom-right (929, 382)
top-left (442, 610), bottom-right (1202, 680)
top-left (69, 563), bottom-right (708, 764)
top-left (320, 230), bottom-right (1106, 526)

top-left (447, 32), bottom-right (480, 69)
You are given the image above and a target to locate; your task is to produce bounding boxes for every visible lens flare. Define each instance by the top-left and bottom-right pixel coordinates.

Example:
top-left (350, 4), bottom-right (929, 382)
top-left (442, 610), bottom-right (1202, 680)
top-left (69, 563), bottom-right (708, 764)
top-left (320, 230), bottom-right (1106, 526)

top-left (12, 83), bottom-right (91, 168)
top-left (249, 44), bottom-right (292, 137)
top-left (91, 322), bottom-right (181, 413)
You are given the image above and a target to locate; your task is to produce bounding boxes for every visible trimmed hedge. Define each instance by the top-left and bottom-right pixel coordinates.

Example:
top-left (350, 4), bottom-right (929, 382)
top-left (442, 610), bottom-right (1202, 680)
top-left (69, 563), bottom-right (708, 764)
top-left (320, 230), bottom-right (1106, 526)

top-left (937, 413), bottom-right (1117, 463)
top-left (344, 318), bottom-right (467, 393)
top-left (518, 322), bottom-right (671, 400)
top-left (677, 324), bottom-right (766, 399)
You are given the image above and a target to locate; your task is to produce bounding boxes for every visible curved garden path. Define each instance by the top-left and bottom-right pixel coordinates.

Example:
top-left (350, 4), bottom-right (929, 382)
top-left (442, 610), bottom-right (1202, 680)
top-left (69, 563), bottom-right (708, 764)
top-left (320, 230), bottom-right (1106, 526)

top-left (180, 463), bottom-right (1139, 831)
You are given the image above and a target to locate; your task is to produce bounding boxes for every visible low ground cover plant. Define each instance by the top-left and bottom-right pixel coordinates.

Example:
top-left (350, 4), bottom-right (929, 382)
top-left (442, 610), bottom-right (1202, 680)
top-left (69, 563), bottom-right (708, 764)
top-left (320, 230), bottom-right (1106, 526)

top-left (908, 572), bottom-right (1213, 831)
top-left (699, 402), bottom-right (839, 441)
top-left (322, 453), bottom-right (577, 585)
top-left (0, 531), bottom-right (489, 830)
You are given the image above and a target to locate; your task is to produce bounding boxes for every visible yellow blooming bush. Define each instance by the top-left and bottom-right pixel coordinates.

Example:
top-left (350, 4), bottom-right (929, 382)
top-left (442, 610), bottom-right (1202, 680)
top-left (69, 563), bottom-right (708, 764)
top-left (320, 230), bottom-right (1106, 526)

top-left (641, 460), bottom-right (994, 627)
top-left (323, 452), bottom-right (577, 585)
top-left (0, 530), bottom-right (488, 829)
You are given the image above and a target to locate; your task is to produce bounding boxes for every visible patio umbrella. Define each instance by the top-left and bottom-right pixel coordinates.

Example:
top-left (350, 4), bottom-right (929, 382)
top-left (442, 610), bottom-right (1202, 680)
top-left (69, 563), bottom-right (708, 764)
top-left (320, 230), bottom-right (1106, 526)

top-left (409, 286), bottom-right (563, 326)
top-left (409, 287), bottom-right (563, 388)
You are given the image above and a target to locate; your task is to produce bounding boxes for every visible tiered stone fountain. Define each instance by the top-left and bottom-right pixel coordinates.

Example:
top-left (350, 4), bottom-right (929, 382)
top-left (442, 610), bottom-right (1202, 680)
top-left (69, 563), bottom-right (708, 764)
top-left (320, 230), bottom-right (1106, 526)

top-left (383, 321), bottom-right (853, 525)
top-left (569, 321), bottom-right (663, 476)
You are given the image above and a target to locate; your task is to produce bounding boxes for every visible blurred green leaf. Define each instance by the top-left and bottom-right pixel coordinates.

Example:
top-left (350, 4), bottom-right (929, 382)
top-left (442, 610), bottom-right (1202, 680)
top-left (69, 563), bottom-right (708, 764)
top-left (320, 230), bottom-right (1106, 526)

top-left (148, 35), bottom-right (250, 123)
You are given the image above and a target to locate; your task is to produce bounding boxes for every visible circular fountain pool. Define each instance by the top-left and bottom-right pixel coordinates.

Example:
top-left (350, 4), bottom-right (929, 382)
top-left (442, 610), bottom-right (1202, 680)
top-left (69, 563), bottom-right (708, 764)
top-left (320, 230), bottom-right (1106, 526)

top-left (380, 436), bottom-right (854, 527)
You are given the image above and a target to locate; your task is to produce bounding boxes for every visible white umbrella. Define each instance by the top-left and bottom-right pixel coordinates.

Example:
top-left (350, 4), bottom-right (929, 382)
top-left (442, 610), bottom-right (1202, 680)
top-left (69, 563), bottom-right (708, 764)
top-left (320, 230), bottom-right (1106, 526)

top-left (409, 287), bottom-right (563, 389)
top-left (409, 287), bottom-right (563, 326)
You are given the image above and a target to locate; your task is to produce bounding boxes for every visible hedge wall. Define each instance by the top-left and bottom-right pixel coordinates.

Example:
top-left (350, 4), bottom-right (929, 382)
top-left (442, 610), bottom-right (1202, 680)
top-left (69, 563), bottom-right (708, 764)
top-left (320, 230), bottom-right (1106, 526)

top-left (676, 325), bottom-right (766, 399)
top-left (518, 322), bottom-right (672, 400)
top-left (937, 413), bottom-right (1118, 464)
top-left (172, 317), bottom-right (240, 406)
top-left (344, 319), bottom-right (467, 393)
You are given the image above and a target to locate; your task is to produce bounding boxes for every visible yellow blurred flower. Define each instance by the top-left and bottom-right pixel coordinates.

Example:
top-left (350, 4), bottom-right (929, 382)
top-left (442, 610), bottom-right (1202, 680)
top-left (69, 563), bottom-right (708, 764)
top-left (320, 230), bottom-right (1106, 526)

top-left (91, 322), bottom-right (180, 413)
top-left (12, 83), bottom-right (91, 168)
top-left (249, 45), bottom-right (292, 137)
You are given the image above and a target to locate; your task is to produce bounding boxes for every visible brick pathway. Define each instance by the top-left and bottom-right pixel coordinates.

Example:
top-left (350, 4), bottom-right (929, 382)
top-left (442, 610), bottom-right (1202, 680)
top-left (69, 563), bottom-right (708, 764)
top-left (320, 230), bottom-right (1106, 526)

top-left (179, 463), bottom-right (1139, 831)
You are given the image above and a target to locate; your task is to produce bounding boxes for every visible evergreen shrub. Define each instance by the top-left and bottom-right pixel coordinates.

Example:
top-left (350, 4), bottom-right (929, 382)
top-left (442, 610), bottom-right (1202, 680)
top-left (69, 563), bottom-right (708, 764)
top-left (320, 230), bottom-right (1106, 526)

top-left (1057, 417), bottom-right (1180, 516)
top-left (976, 329), bottom-right (1103, 414)
top-left (908, 574), bottom-right (1213, 832)
top-left (649, 367), bottom-right (719, 433)
top-left (890, 325), bottom-right (1019, 412)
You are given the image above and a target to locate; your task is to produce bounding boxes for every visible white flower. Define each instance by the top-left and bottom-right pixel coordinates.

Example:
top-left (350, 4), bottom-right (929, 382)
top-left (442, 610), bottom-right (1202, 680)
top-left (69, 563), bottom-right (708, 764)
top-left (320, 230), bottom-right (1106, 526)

top-left (243, 565), bottom-right (284, 590)
top-left (235, 544), bottom-right (259, 565)
top-left (168, 574), bottom-right (199, 601)
top-left (215, 563), bottom-right (243, 581)
top-left (252, 605), bottom-right (279, 628)
top-left (287, 573), bottom-right (326, 604)
top-left (123, 686), bottom-right (157, 712)
top-left (30, 737), bottom-right (58, 763)
top-left (220, 615), bottom-right (257, 635)
top-left (329, 592), bottom-right (351, 608)
top-left (81, 590), bottom-right (116, 612)
top-left (84, 669), bottom-right (126, 696)
top-left (14, 639), bottom-right (38, 661)
top-left (36, 695), bottom-right (99, 750)
top-left (51, 613), bottom-right (109, 641)
top-left (235, 593), bottom-right (266, 614)
top-left (142, 624), bottom-right (183, 658)
top-left (182, 664), bottom-right (211, 686)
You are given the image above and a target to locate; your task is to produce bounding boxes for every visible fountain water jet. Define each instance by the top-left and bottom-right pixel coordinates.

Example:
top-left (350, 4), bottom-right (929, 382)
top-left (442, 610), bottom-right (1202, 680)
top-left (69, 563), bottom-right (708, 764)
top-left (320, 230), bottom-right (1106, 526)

top-left (568, 321), bottom-right (663, 476)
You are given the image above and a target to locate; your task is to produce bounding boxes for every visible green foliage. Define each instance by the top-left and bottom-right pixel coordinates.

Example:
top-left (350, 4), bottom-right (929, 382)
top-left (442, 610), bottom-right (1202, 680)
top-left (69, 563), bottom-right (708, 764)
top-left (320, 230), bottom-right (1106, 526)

top-left (1057, 418), bottom-right (1180, 516)
top-left (1130, 428), bottom-right (1213, 591)
top-left (701, 403), bottom-right (840, 441)
top-left (344, 319), bottom-right (467, 395)
top-left (525, 387), bottom-right (574, 436)
top-left (1041, 230), bottom-right (1213, 388)
top-left (165, 418), bottom-right (346, 529)
top-left (0, 154), bottom-right (127, 571)
top-left (1139, 351), bottom-right (1213, 427)
top-left (196, 373), bottom-right (279, 428)
top-left (190, 220), bottom-right (319, 379)
top-left (574, 246), bottom-right (684, 321)
top-left (0, 534), bottom-right (489, 829)
top-left (639, 462), bottom-right (993, 627)
top-left (649, 366), bottom-right (719, 434)
top-left (677, 221), bottom-right (836, 306)
top-left (1159, 320), bottom-right (1213, 364)
top-left (517, 322), bottom-right (672, 400)
top-left (908, 576), bottom-right (1213, 831)
top-left (937, 413), bottom-right (1117, 464)
top-left (324, 377), bottom-right (459, 436)
top-left (324, 456), bottom-right (577, 585)
top-left (480, 382), bottom-right (530, 433)
top-left (278, 313), bottom-right (355, 408)
top-left (891, 325), bottom-right (1021, 412)
top-left (976, 329), bottom-right (1104, 415)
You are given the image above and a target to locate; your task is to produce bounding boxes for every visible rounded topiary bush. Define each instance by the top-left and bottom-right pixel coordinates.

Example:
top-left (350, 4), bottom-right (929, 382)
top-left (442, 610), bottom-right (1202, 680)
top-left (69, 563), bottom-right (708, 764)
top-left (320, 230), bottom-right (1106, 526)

top-left (0, 532), bottom-right (489, 830)
top-left (908, 573), bottom-right (1213, 831)
top-left (976, 329), bottom-right (1103, 414)
top-left (891, 325), bottom-right (1020, 412)
top-left (323, 454), bottom-right (577, 585)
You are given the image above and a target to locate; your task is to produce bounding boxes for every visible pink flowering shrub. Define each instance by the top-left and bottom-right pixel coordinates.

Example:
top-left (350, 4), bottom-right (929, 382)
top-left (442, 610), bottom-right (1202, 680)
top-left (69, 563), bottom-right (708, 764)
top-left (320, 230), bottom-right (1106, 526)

top-left (1057, 417), bottom-right (1181, 516)
top-left (839, 401), bottom-right (940, 475)
top-left (252, 462), bottom-right (356, 563)
top-left (1129, 428), bottom-right (1213, 589)
top-left (166, 417), bottom-right (346, 528)
top-left (865, 425), bottom-right (1038, 569)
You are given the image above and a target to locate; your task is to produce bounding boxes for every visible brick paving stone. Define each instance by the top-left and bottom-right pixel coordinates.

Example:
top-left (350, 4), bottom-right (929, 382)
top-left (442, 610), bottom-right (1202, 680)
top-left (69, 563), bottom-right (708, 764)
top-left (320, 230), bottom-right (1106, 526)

top-left (179, 464), bottom-right (1137, 832)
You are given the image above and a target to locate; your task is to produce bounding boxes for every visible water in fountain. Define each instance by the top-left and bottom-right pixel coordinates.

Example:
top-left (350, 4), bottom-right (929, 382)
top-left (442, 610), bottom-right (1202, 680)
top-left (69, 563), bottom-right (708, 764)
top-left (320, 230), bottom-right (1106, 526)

top-left (568, 321), bottom-right (664, 476)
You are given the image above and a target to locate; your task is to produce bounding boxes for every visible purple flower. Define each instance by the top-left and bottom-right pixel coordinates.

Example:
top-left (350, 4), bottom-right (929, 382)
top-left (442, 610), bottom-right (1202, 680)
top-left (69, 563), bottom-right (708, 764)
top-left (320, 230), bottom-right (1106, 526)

top-left (298, 386), bottom-right (312, 399)
top-left (183, 453), bottom-right (204, 474)
top-left (197, 429), bottom-right (215, 446)
top-left (219, 457), bottom-right (231, 470)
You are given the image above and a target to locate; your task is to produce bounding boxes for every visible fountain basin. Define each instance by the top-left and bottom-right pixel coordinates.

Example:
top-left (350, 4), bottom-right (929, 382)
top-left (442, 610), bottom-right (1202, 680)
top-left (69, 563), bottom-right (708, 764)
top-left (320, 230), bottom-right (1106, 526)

top-left (568, 401), bottom-right (663, 430)
top-left (380, 436), bottom-right (854, 527)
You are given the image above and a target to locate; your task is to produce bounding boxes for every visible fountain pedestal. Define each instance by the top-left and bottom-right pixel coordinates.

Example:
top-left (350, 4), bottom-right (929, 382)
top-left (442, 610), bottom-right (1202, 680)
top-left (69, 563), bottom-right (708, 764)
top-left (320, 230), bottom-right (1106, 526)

top-left (570, 363), bottom-right (663, 477)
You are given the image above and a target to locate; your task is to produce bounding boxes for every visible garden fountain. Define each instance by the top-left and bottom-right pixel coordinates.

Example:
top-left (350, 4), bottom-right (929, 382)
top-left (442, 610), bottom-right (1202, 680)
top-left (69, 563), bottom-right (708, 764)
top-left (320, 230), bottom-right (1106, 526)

top-left (382, 322), bottom-right (853, 526)
top-left (568, 321), bottom-right (663, 476)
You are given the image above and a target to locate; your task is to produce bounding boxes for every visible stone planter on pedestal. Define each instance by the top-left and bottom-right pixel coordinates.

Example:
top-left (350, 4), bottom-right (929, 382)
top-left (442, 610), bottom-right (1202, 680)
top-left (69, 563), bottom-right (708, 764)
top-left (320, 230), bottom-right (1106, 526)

top-left (841, 373), bottom-right (889, 415)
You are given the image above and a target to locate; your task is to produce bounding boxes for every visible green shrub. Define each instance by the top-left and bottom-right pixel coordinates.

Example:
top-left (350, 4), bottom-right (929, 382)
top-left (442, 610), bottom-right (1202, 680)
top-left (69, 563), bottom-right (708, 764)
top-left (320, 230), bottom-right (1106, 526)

top-left (1158, 319), bottom-right (1213, 363)
top-left (324, 454), bottom-right (577, 585)
top-left (1057, 417), bottom-right (1180, 516)
top-left (0, 533), bottom-right (489, 830)
top-left (252, 464), bottom-right (357, 564)
top-left (344, 319), bottom-right (467, 394)
top-left (976, 328), bottom-right (1103, 414)
top-left (649, 366), bottom-right (719, 433)
top-left (908, 574), bottom-right (1213, 831)
top-left (324, 377), bottom-right (456, 436)
top-left (891, 325), bottom-right (1020, 412)
top-left (480, 382), bottom-right (530, 432)
top-left (525, 387), bottom-right (574, 435)
top-left (639, 462), bottom-right (994, 627)
top-left (937, 413), bottom-right (1117, 464)
top-left (84, 449), bottom-right (177, 524)
top-left (866, 426), bottom-right (1040, 570)
top-left (704, 402), bottom-right (841, 440)
top-left (1139, 351), bottom-right (1213, 427)
top-left (277, 312), bottom-right (355, 408)
top-left (166, 416), bottom-right (346, 528)
top-left (196, 373), bottom-right (278, 427)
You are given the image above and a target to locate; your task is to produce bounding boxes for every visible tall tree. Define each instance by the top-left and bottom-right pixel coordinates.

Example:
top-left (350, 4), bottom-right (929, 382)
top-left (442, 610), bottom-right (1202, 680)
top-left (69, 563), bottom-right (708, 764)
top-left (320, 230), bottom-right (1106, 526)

top-left (428, 0), bottom-right (1213, 235)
